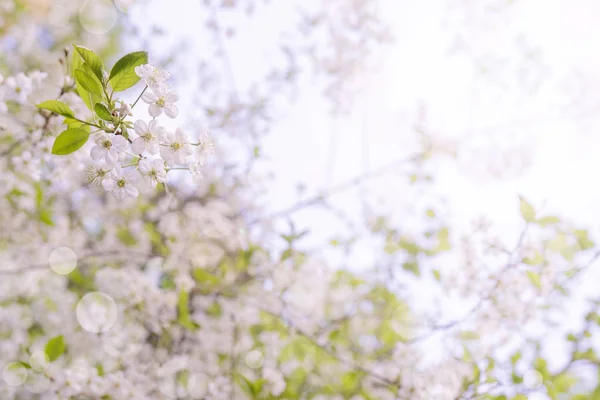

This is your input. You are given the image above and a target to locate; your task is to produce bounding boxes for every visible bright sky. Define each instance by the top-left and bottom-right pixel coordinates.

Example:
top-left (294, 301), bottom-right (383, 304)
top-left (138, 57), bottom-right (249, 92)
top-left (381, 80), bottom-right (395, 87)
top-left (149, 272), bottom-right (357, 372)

top-left (112, 0), bottom-right (600, 389)
top-left (119, 0), bottom-right (600, 282)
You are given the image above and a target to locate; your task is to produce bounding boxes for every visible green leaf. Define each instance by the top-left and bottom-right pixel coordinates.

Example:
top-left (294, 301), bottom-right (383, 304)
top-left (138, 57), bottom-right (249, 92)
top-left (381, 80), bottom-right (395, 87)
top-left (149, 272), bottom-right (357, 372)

top-left (109, 51), bottom-right (148, 92)
top-left (537, 216), bottom-right (560, 226)
top-left (52, 128), bottom-right (90, 155)
top-left (94, 103), bottom-right (113, 121)
top-left (523, 251), bottom-right (544, 266)
top-left (402, 261), bottom-right (420, 276)
top-left (72, 54), bottom-right (101, 111)
top-left (281, 248), bottom-right (293, 261)
top-left (519, 196), bottom-right (536, 222)
top-left (526, 271), bottom-right (542, 290)
top-left (192, 268), bottom-right (220, 286)
top-left (44, 335), bottom-right (65, 362)
top-left (73, 45), bottom-right (104, 81)
top-left (459, 331), bottom-right (479, 340)
top-left (75, 69), bottom-right (102, 97)
top-left (37, 100), bottom-right (75, 118)
top-left (177, 290), bottom-right (199, 331)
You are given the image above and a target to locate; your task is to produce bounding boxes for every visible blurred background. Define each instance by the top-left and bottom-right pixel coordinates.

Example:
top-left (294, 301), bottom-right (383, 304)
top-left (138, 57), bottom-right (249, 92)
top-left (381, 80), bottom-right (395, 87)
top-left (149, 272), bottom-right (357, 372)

top-left (3, 0), bottom-right (600, 398)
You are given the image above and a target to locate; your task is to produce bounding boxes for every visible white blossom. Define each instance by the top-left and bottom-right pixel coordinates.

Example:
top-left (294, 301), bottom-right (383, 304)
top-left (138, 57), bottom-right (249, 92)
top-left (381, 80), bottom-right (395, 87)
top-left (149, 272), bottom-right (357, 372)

top-left (160, 128), bottom-right (193, 166)
top-left (138, 158), bottom-right (167, 187)
top-left (196, 130), bottom-right (216, 166)
top-left (141, 86), bottom-right (179, 118)
top-left (101, 166), bottom-right (140, 200)
top-left (134, 64), bottom-right (170, 88)
top-left (91, 134), bottom-right (129, 165)
top-left (132, 119), bottom-right (164, 155)
top-left (117, 101), bottom-right (132, 117)
top-left (4, 72), bottom-right (32, 103)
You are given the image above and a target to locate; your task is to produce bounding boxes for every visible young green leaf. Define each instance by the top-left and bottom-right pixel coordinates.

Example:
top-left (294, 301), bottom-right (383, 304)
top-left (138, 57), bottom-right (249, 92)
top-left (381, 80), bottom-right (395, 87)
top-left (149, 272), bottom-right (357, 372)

top-left (519, 196), bottom-right (536, 222)
top-left (72, 52), bottom-right (95, 111)
top-left (109, 51), bottom-right (148, 92)
top-left (526, 270), bottom-right (542, 290)
top-left (73, 45), bottom-right (104, 81)
top-left (537, 216), bottom-right (561, 226)
top-left (94, 103), bottom-right (113, 121)
top-left (37, 100), bottom-right (75, 118)
top-left (74, 69), bottom-right (103, 98)
top-left (44, 335), bottom-right (65, 362)
top-left (52, 128), bottom-right (90, 155)
top-left (177, 290), bottom-right (199, 331)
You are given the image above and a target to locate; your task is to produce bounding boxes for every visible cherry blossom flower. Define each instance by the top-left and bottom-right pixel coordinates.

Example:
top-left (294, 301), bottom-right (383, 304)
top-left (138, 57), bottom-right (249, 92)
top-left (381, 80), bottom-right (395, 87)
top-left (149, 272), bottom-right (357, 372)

top-left (5, 72), bottom-right (33, 103)
top-left (138, 158), bottom-right (167, 187)
top-left (134, 64), bottom-right (170, 88)
top-left (189, 162), bottom-right (203, 182)
top-left (160, 128), bottom-right (193, 166)
top-left (196, 130), bottom-right (216, 166)
top-left (117, 101), bottom-right (132, 117)
top-left (132, 119), bottom-right (164, 155)
top-left (141, 87), bottom-right (179, 118)
top-left (90, 134), bottom-right (128, 165)
top-left (101, 166), bottom-right (140, 200)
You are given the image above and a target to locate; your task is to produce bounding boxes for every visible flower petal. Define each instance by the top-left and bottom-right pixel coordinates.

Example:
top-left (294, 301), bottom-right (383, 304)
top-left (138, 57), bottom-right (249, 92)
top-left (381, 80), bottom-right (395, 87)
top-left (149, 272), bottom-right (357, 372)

top-left (125, 184), bottom-right (139, 198)
top-left (133, 119), bottom-right (147, 135)
top-left (112, 136), bottom-right (129, 152)
top-left (131, 137), bottom-right (146, 154)
top-left (142, 91), bottom-right (157, 104)
top-left (102, 178), bottom-right (115, 192)
top-left (148, 104), bottom-right (162, 117)
top-left (164, 103), bottom-right (178, 118)
top-left (90, 145), bottom-right (104, 161)
top-left (166, 92), bottom-right (179, 102)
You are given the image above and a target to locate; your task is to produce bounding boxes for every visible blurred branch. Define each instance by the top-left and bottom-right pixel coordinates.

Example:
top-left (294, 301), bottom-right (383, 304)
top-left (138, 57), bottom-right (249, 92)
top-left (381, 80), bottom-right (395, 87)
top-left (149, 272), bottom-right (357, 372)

top-left (249, 152), bottom-right (423, 226)
top-left (0, 250), bottom-right (151, 275)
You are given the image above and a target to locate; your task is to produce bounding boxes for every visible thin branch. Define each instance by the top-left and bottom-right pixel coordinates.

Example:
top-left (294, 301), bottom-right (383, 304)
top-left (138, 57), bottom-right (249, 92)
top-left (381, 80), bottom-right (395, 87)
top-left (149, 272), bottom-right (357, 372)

top-left (248, 152), bottom-right (422, 225)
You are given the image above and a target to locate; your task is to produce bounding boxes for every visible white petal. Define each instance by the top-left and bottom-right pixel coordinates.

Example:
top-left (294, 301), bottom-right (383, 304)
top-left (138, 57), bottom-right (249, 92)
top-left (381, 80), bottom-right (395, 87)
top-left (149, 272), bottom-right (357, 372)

top-left (138, 159), bottom-right (151, 174)
top-left (113, 188), bottom-right (127, 200)
top-left (166, 92), bottom-right (179, 102)
top-left (112, 136), bottom-right (128, 152)
top-left (90, 145), bottom-right (105, 161)
top-left (131, 137), bottom-right (146, 154)
top-left (105, 150), bottom-right (117, 165)
top-left (135, 65), bottom-right (152, 78)
top-left (146, 141), bottom-right (160, 155)
top-left (164, 103), bottom-right (178, 118)
top-left (125, 169), bottom-right (141, 184)
top-left (152, 158), bottom-right (165, 171)
top-left (148, 104), bottom-right (162, 117)
top-left (102, 178), bottom-right (115, 192)
top-left (133, 120), bottom-right (147, 135)
top-left (142, 91), bottom-right (157, 104)
top-left (125, 184), bottom-right (139, 198)
top-left (148, 119), bottom-right (162, 133)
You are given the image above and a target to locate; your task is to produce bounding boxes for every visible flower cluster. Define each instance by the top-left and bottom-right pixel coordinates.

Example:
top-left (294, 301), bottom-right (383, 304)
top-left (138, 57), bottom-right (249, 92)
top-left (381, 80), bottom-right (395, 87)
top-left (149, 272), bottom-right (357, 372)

top-left (84, 59), bottom-right (215, 200)
top-left (36, 46), bottom-right (215, 201)
top-left (0, 71), bottom-right (47, 112)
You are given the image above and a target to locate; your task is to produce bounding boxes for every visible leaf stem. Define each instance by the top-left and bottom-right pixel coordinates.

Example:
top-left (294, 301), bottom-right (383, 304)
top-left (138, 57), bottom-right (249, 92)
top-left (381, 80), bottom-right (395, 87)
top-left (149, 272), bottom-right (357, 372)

top-left (131, 85), bottom-right (148, 109)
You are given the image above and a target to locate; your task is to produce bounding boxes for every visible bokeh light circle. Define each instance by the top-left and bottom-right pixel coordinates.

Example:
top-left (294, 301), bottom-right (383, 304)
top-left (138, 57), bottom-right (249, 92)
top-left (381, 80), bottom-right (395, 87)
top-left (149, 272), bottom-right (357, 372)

top-left (2, 362), bottom-right (27, 387)
top-left (245, 349), bottom-right (264, 369)
top-left (49, 246), bottom-right (77, 275)
top-left (76, 292), bottom-right (118, 333)
top-left (24, 372), bottom-right (50, 393)
top-left (29, 351), bottom-right (50, 372)
top-left (78, 0), bottom-right (117, 35)
top-left (523, 369), bottom-right (543, 389)
top-left (114, 0), bottom-right (136, 14)
top-left (187, 373), bottom-right (209, 399)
